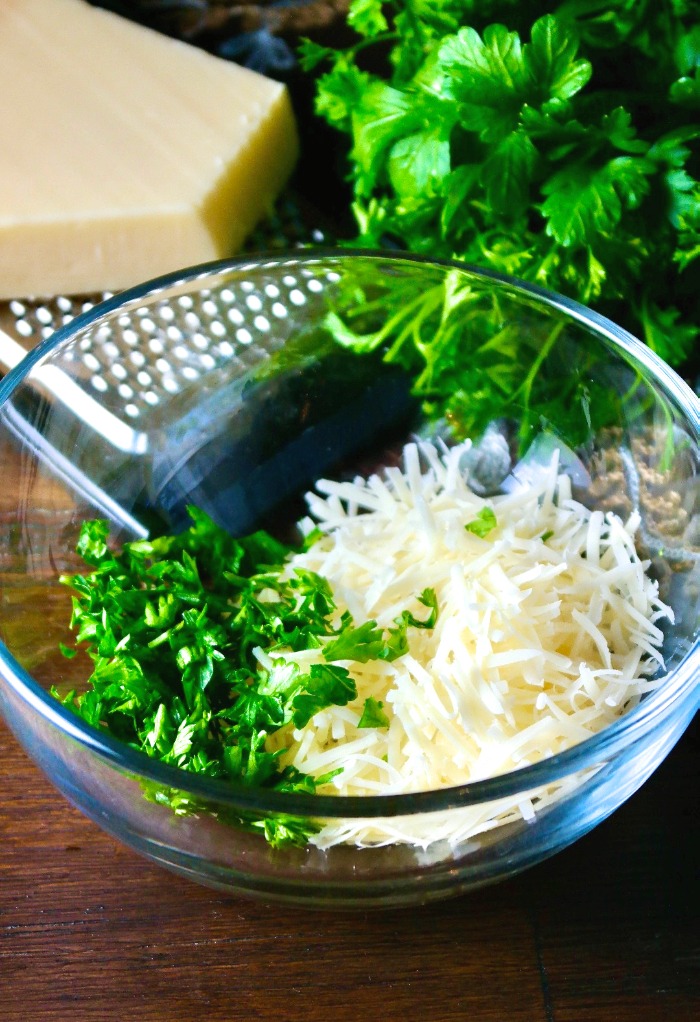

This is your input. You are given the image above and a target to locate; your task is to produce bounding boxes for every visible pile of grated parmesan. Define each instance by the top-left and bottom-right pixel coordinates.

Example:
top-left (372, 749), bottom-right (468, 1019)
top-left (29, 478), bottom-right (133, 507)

top-left (263, 438), bottom-right (673, 848)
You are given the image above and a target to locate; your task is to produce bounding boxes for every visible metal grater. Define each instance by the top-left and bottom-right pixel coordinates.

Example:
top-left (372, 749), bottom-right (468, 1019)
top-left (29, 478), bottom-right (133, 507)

top-left (0, 192), bottom-right (330, 454)
top-left (0, 209), bottom-right (422, 539)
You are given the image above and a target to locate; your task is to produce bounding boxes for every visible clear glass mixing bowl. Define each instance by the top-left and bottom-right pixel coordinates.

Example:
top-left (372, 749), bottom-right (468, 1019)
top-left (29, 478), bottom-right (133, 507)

top-left (0, 252), bottom-right (697, 907)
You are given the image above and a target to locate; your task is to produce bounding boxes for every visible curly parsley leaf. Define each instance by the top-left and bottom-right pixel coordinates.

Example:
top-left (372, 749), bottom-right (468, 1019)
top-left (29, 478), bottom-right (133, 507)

top-left (347, 0), bottom-right (389, 37)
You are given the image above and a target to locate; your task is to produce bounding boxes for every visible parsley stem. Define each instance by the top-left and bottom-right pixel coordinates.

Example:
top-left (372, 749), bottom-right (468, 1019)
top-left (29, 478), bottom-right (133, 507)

top-left (515, 320), bottom-right (565, 409)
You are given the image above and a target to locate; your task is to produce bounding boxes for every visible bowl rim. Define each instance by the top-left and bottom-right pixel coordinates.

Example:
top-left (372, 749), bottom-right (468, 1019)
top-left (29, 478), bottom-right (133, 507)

top-left (0, 248), bottom-right (698, 820)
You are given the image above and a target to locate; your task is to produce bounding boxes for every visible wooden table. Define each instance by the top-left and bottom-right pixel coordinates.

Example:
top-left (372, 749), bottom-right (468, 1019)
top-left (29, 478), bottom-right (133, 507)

top-left (1, 714), bottom-right (697, 1020)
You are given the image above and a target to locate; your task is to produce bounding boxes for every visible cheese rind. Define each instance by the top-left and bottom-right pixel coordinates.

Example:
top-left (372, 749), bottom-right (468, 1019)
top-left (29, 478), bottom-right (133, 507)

top-left (0, 0), bottom-right (299, 299)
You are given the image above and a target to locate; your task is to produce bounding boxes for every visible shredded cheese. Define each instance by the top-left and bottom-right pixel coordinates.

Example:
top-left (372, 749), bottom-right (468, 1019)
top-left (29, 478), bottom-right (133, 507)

top-left (265, 439), bottom-right (673, 848)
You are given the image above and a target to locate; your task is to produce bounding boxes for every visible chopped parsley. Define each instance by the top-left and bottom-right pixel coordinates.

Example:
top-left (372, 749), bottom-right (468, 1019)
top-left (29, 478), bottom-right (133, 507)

top-left (56, 509), bottom-right (438, 846)
top-left (465, 507), bottom-right (498, 537)
top-left (358, 697), bottom-right (390, 729)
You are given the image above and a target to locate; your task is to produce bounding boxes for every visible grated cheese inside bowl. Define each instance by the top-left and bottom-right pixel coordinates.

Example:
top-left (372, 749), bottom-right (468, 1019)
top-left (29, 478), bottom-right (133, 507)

top-left (264, 438), bottom-right (673, 848)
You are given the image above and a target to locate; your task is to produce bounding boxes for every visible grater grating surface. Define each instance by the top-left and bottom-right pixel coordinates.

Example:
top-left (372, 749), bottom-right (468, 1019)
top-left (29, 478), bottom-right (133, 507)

top-left (0, 248), bottom-right (420, 538)
top-left (0, 192), bottom-right (331, 451)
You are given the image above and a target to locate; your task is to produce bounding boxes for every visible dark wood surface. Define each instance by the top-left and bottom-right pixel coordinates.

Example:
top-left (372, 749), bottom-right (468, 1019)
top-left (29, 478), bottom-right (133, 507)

top-left (1, 712), bottom-right (697, 1021)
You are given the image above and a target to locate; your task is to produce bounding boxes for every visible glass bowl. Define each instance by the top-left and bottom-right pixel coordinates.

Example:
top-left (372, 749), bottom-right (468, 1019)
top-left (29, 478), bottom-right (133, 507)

top-left (0, 251), bottom-right (697, 908)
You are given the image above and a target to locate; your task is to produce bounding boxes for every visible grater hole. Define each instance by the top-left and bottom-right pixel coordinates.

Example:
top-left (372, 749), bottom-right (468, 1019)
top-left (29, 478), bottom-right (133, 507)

top-left (91, 375), bottom-right (108, 392)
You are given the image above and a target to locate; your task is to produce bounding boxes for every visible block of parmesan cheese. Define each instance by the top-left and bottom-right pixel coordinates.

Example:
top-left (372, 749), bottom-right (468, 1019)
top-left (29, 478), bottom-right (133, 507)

top-left (0, 0), bottom-right (299, 299)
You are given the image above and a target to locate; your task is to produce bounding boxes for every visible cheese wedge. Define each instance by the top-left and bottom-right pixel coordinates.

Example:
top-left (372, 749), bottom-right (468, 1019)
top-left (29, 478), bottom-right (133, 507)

top-left (0, 0), bottom-right (299, 299)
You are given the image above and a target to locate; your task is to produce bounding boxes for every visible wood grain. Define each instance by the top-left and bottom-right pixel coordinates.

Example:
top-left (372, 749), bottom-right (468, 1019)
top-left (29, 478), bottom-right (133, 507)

top-left (1, 716), bottom-right (697, 1022)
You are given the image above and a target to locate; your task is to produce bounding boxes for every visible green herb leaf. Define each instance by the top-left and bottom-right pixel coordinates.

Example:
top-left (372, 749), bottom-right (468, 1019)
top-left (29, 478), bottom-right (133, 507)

top-left (75, 519), bottom-right (111, 566)
top-left (358, 697), bottom-right (391, 729)
top-left (465, 507), bottom-right (498, 537)
top-left (291, 664), bottom-right (358, 728)
top-left (323, 619), bottom-right (386, 662)
top-left (347, 0), bottom-right (389, 37)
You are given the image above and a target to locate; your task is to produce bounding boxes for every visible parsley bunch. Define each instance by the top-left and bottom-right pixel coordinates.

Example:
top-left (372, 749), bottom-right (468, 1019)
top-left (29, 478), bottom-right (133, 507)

top-left (302, 1), bottom-right (699, 385)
